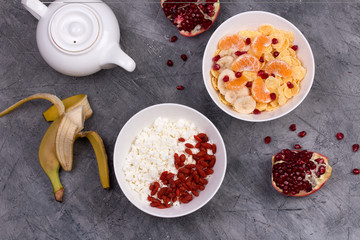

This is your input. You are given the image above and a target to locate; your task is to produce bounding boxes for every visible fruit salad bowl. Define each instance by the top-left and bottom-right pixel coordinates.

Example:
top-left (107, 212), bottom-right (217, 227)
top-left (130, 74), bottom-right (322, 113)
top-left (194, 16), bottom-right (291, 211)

top-left (113, 103), bottom-right (227, 218)
top-left (202, 11), bottom-right (315, 122)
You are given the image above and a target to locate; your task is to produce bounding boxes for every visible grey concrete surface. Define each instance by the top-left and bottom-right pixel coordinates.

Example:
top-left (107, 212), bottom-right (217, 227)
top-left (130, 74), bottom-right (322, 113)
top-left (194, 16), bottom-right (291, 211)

top-left (1, 0), bottom-right (360, 239)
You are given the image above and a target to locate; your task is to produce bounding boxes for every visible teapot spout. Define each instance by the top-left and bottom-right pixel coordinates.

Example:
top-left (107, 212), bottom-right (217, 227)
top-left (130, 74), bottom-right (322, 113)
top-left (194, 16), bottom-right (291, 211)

top-left (100, 44), bottom-right (136, 72)
top-left (21, 0), bottom-right (47, 20)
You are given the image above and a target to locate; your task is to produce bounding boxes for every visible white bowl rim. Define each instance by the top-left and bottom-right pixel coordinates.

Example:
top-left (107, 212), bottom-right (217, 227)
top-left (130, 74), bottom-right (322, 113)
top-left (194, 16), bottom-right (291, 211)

top-left (202, 10), bottom-right (315, 122)
top-left (113, 103), bottom-right (227, 218)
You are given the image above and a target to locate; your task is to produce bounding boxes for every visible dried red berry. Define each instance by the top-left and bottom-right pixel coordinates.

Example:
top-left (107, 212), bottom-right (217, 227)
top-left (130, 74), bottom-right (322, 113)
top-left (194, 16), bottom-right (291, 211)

top-left (270, 93), bottom-right (276, 101)
top-left (353, 168), bottom-right (360, 175)
top-left (223, 75), bottom-right (229, 82)
top-left (264, 136), bottom-right (271, 144)
top-left (294, 144), bottom-right (302, 149)
top-left (245, 38), bottom-right (251, 45)
top-left (235, 72), bottom-right (242, 78)
top-left (213, 64), bottom-right (220, 70)
top-left (253, 109), bottom-right (261, 114)
top-left (272, 38), bottom-right (278, 44)
top-left (289, 124), bottom-right (296, 131)
top-left (181, 54), bottom-right (187, 61)
top-left (170, 36), bottom-right (178, 42)
top-left (212, 55), bottom-right (221, 62)
top-left (353, 144), bottom-right (359, 152)
top-left (287, 81), bottom-right (294, 88)
top-left (291, 45), bottom-right (298, 51)
top-left (336, 132), bottom-right (344, 140)
top-left (177, 85), bottom-right (184, 90)
top-left (167, 60), bottom-right (173, 66)
top-left (246, 81), bottom-right (252, 88)
top-left (298, 131), bottom-right (307, 138)
top-left (273, 51), bottom-right (279, 57)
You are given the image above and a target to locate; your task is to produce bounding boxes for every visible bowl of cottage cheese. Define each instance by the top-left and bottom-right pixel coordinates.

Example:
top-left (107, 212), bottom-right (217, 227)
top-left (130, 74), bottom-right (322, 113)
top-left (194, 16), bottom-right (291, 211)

top-left (113, 103), bottom-right (227, 218)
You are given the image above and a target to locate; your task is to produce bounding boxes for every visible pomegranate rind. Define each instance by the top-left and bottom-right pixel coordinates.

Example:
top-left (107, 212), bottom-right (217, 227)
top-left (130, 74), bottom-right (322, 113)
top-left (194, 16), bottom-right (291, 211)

top-left (271, 151), bottom-right (332, 197)
top-left (160, 0), bottom-right (220, 37)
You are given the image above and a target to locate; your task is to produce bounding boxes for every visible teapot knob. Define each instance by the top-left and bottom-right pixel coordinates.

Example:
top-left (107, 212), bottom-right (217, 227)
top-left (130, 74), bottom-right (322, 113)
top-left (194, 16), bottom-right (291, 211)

top-left (21, 0), bottom-right (48, 20)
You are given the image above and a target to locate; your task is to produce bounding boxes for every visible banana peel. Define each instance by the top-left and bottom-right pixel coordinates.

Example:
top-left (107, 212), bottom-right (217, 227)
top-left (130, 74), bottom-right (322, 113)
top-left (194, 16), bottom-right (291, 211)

top-left (0, 93), bottom-right (109, 202)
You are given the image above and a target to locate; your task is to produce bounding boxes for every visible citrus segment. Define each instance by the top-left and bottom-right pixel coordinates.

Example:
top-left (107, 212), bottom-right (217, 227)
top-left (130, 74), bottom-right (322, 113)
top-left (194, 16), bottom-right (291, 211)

top-left (265, 59), bottom-right (292, 78)
top-left (232, 54), bottom-right (261, 72)
top-left (251, 77), bottom-right (271, 103)
top-left (224, 75), bottom-right (248, 90)
top-left (218, 34), bottom-right (245, 50)
top-left (250, 35), bottom-right (271, 57)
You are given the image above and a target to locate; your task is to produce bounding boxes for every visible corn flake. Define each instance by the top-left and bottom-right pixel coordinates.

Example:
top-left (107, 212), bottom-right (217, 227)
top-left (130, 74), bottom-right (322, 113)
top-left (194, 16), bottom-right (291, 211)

top-left (265, 76), bottom-right (281, 91)
top-left (211, 68), bottom-right (220, 78)
top-left (218, 93), bottom-right (232, 106)
top-left (258, 24), bottom-right (274, 35)
top-left (291, 82), bottom-right (300, 95)
top-left (238, 30), bottom-right (261, 40)
top-left (292, 66), bottom-right (306, 81)
top-left (282, 31), bottom-right (295, 43)
top-left (211, 76), bottom-right (218, 91)
top-left (256, 102), bottom-right (267, 111)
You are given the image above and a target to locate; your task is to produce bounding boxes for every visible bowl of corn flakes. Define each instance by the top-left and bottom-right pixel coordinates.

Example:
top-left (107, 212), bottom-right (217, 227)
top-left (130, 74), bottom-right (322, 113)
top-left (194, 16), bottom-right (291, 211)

top-left (202, 11), bottom-right (315, 122)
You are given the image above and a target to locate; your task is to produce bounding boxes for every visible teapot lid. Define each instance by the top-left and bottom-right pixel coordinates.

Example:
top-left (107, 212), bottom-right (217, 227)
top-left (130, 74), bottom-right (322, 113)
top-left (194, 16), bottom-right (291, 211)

top-left (49, 4), bottom-right (101, 54)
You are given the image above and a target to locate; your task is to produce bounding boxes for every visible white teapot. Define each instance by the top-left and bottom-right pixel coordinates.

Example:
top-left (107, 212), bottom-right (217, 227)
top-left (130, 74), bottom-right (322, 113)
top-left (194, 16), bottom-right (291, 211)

top-left (22, 0), bottom-right (136, 77)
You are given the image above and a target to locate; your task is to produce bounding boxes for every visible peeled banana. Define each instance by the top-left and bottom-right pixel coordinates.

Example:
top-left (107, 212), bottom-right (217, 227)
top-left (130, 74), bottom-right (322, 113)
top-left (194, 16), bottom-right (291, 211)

top-left (0, 93), bottom-right (109, 202)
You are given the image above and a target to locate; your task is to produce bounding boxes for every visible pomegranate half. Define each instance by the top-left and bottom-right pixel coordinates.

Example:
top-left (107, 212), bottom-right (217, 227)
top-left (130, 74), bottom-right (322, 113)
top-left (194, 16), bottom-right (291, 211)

top-left (160, 0), bottom-right (220, 37)
top-left (272, 149), bottom-right (332, 197)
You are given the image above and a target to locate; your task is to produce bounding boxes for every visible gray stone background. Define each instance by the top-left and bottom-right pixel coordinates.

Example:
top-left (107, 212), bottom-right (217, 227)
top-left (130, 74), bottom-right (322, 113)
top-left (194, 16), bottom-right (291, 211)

top-left (1, 0), bottom-right (360, 239)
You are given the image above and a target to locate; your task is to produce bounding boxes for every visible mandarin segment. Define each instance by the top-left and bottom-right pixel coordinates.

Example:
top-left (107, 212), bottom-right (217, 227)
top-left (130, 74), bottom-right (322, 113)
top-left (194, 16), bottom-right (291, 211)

top-left (225, 75), bottom-right (248, 90)
top-left (232, 54), bottom-right (261, 72)
top-left (250, 35), bottom-right (272, 57)
top-left (265, 59), bottom-right (292, 78)
top-left (218, 34), bottom-right (245, 50)
top-left (251, 77), bottom-right (271, 103)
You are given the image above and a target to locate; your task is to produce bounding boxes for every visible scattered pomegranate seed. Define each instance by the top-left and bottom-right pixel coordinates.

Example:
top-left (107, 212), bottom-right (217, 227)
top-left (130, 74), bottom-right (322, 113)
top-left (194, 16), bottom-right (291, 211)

top-left (264, 136), bottom-right (271, 144)
top-left (270, 93), bottom-right (276, 101)
top-left (261, 73), bottom-right (269, 79)
top-left (246, 81), bottom-right (252, 88)
top-left (259, 56), bottom-right (264, 63)
top-left (257, 70), bottom-right (265, 76)
top-left (353, 144), bottom-right (359, 152)
top-left (336, 132), bottom-right (344, 140)
top-left (212, 55), bottom-right (221, 62)
top-left (235, 72), bottom-right (242, 78)
top-left (287, 81), bottom-right (294, 88)
top-left (271, 73), bottom-right (275, 77)
top-left (177, 85), bottom-right (184, 90)
top-left (235, 51), bottom-right (247, 56)
top-left (223, 75), bottom-right (229, 82)
top-left (167, 60), bottom-right (173, 66)
top-left (213, 64), bottom-right (220, 70)
top-left (178, 137), bottom-right (185, 142)
top-left (253, 109), bottom-right (261, 114)
top-left (170, 36), bottom-right (178, 42)
top-left (181, 54), bottom-right (187, 61)
top-left (289, 124), bottom-right (296, 131)
top-left (291, 45), bottom-right (298, 51)
top-left (298, 131), bottom-right (307, 138)
top-left (245, 38), bottom-right (251, 45)
top-left (273, 51), bottom-right (279, 57)
top-left (294, 144), bottom-right (302, 149)
top-left (353, 168), bottom-right (360, 175)
top-left (272, 38), bottom-right (278, 44)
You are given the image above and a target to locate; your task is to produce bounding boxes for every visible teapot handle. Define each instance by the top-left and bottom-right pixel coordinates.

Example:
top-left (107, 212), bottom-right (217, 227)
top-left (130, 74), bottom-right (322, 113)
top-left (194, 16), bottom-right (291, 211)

top-left (21, 0), bottom-right (48, 20)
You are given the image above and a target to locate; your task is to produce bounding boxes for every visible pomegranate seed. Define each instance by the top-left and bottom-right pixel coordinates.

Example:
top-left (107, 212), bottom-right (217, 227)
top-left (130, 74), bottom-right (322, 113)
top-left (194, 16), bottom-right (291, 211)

top-left (257, 70), bottom-right (265, 76)
top-left (291, 45), bottom-right (298, 51)
top-left (294, 144), bottom-right (302, 149)
top-left (167, 60), bottom-right (173, 66)
top-left (289, 124), bottom-right (296, 131)
top-left (272, 38), bottom-right (278, 44)
top-left (353, 168), bottom-right (360, 175)
top-left (270, 93), bottom-right (276, 101)
top-left (253, 109), bottom-right (261, 114)
top-left (213, 64), bottom-right (220, 70)
top-left (271, 73), bottom-right (275, 77)
top-left (223, 75), bottom-right (229, 82)
top-left (235, 51), bottom-right (247, 56)
top-left (264, 136), bottom-right (271, 144)
top-left (178, 137), bottom-right (185, 142)
top-left (246, 81), bottom-right (252, 88)
top-left (212, 55), bottom-right (221, 62)
top-left (245, 38), bottom-right (251, 45)
top-left (235, 72), bottom-right (242, 78)
top-left (261, 73), bottom-right (269, 79)
top-left (259, 56), bottom-right (264, 63)
top-left (298, 131), bottom-right (307, 138)
top-left (353, 144), bottom-right (359, 152)
top-left (336, 132), bottom-right (344, 140)
top-left (177, 85), bottom-right (184, 90)
top-left (273, 51), bottom-right (279, 57)
top-left (170, 36), bottom-right (178, 42)
top-left (181, 54), bottom-right (187, 61)
top-left (287, 81), bottom-right (294, 89)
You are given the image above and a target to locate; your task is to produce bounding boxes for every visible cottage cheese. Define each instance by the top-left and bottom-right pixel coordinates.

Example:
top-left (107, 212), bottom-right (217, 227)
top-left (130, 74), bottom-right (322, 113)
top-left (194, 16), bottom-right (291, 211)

top-left (122, 117), bottom-right (201, 202)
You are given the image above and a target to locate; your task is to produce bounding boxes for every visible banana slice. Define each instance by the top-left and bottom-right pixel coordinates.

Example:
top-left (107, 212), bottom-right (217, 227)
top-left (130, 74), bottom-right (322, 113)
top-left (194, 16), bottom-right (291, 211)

top-left (233, 96), bottom-right (256, 114)
top-left (224, 87), bottom-right (250, 104)
top-left (218, 69), bottom-right (235, 94)
top-left (217, 56), bottom-right (234, 70)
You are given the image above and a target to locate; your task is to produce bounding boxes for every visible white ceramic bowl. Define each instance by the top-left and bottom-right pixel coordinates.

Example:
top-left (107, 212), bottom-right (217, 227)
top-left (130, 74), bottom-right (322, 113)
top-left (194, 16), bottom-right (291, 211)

top-left (113, 103), bottom-right (227, 218)
top-left (202, 11), bottom-right (315, 122)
